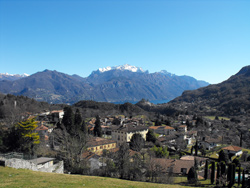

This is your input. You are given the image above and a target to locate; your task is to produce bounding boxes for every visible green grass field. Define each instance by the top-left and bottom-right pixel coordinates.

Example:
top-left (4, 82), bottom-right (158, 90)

top-left (0, 166), bottom-right (199, 188)
top-left (204, 116), bottom-right (230, 121)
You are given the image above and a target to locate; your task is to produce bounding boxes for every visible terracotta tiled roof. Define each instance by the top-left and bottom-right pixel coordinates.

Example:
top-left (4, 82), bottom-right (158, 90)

top-left (82, 151), bottom-right (97, 160)
top-left (151, 158), bottom-right (194, 174)
top-left (51, 110), bottom-right (63, 113)
top-left (36, 124), bottom-right (48, 131)
top-left (149, 126), bottom-right (159, 130)
top-left (180, 155), bottom-right (208, 163)
top-left (86, 137), bottom-right (116, 147)
top-left (222, 145), bottom-right (242, 152)
top-left (113, 125), bottom-right (148, 133)
top-left (164, 126), bottom-right (175, 130)
top-left (179, 125), bottom-right (187, 128)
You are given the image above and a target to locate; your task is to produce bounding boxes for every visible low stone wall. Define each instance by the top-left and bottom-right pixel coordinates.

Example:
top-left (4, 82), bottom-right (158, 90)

top-left (4, 158), bottom-right (64, 174)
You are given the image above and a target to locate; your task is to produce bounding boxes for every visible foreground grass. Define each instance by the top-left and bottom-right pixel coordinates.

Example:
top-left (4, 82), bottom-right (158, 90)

top-left (0, 166), bottom-right (199, 188)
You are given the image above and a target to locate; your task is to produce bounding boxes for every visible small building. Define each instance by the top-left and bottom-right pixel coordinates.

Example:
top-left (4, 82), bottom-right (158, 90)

top-left (222, 145), bottom-right (243, 157)
top-left (29, 157), bottom-right (55, 169)
top-left (82, 151), bottom-right (102, 173)
top-left (199, 137), bottom-right (221, 150)
top-left (111, 125), bottom-right (148, 145)
top-left (164, 126), bottom-right (176, 135)
top-left (50, 110), bottom-right (64, 122)
top-left (178, 125), bottom-right (187, 132)
top-left (150, 158), bottom-right (194, 175)
top-left (149, 126), bottom-right (175, 135)
top-left (149, 126), bottom-right (165, 135)
top-left (86, 137), bottom-right (117, 155)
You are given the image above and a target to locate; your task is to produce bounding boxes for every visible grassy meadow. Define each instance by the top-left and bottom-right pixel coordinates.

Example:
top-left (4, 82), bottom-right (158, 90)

top-left (0, 166), bottom-right (199, 188)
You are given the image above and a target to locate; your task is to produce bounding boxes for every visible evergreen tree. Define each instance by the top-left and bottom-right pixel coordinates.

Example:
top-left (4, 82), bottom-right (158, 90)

top-left (227, 163), bottom-right (232, 185)
top-left (74, 109), bottom-right (82, 126)
top-left (242, 170), bottom-right (245, 188)
top-left (195, 140), bottom-right (198, 156)
top-left (232, 157), bottom-right (240, 167)
top-left (238, 165), bottom-right (241, 186)
top-left (216, 162), bottom-right (221, 185)
top-left (146, 129), bottom-right (156, 143)
top-left (154, 119), bottom-right (160, 126)
top-left (62, 107), bottom-right (74, 132)
top-left (190, 146), bottom-right (194, 155)
top-left (240, 132), bottom-right (243, 147)
top-left (204, 160), bottom-right (208, 180)
top-left (130, 133), bottom-right (145, 152)
top-left (94, 115), bottom-right (102, 137)
top-left (210, 161), bottom-right (215, 185)
top-left (218, 150), bottom-right (229, 163)
top-left (228, 163), bottom-right (236, 188)
top-left (232, 163), bottom-right (236, 186)
top-left (187, 166), bottom-right (197, 184)
top-left (117, 143), bottom-right (130, 179)
top-left (220, 162), bottom-right (226, 187)
top-left (194, 157), bottom-right (198, 171)
top-left (81, 120), bottom-right (88, 135)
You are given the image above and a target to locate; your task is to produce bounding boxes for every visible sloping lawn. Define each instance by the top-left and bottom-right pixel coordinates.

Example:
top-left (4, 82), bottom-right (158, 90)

top-left (0, 166), bottom-right (200, 188)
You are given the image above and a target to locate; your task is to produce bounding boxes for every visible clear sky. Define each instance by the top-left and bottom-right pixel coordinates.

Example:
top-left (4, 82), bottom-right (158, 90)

top-left (0, 0), bottom-right (249, 84)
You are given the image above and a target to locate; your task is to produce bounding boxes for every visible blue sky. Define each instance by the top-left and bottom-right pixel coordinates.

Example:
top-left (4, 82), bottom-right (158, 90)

top-left (0, 0), bottom-right (249, 84)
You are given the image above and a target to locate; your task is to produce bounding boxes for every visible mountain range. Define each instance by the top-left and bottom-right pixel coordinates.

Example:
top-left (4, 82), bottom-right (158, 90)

top-left (168, 65), bottom-right (250, 116)
top-left (0, 64), bottom-right (209, 104)
top-left (0, 73), bottom-right (29, 81)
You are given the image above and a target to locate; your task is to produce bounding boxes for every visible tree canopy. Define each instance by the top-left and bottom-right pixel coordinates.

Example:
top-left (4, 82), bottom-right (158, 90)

top-left (130, 133), bottom-right (145, 152)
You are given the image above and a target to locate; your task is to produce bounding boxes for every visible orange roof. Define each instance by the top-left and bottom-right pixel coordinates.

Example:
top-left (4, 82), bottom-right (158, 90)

top-left (44, 135), bottom-right (49, 141)
top-left (36, 124), bottom-right (48, 131)
top-left (51, 110), bottom-right (63, 113)
top-left (164, 126), bottom-right (174, 130)
top-left (179, 125), bottom-right (187, 128)
top-left (82, 151), bottom-right (96, 160)
top-left (222, 145), bottom-right (242, 152)
top-left (149, 126), bottom-right (159, 130)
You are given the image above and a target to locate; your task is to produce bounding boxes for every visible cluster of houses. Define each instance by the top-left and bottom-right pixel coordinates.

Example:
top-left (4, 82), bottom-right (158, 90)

top-left (23, 111), bottom-right (246, 177)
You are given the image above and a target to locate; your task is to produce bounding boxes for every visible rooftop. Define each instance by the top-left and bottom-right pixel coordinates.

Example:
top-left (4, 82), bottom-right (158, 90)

top-left (222, 145), bottom-right (242, 152)
top-left (29, 157), bottom-right (55, 165)
top-left (86, 137), bottom-right (116, 147)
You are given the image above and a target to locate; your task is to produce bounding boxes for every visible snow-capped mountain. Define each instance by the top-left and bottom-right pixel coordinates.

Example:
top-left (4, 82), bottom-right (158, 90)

top-left (98, 64), bottom-right (146, 73)
top-left (159, 70), bottom-right (175, 76)
top-left (0, 73), bottom-right (29, 81)
top-left (0, 66), bottom-right (209, 104)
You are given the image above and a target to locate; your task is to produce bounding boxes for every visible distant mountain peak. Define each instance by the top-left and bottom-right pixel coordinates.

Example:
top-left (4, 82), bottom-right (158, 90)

top-left (159, 70), bottom-right (175, 77)
top-left (98, 64), bottom-right (146, 73)
top-left (0, 73), bottom-right (29, 81)
top-left (235, 65), bottom-right (250, 76)
top-left (0, 73), bottom-right (29, 77)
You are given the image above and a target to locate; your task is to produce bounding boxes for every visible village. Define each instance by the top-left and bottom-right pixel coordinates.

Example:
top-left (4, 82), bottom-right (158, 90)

top-left (1, 107), bottom-right (250, 187)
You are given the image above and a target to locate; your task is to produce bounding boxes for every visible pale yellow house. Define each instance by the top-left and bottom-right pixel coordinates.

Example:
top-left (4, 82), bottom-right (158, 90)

top-left (86, 137), bottom-right (117, 155)
top-left (111, 125), bottom-right (148, 145)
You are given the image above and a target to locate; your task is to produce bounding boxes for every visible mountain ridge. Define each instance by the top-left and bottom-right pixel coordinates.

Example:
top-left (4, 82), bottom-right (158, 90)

top-left (168, 65), bottom-right (250, 116)
top-left (0, 65), bottom-right (209, 104)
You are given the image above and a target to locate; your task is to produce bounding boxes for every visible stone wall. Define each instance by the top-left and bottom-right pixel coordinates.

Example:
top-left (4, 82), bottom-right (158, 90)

top-left (4, 158), bottom-right (64, 174)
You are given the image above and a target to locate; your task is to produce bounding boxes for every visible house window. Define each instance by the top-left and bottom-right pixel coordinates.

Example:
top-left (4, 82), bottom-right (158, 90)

top-left (181, 168), bottom-right (187, 174)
